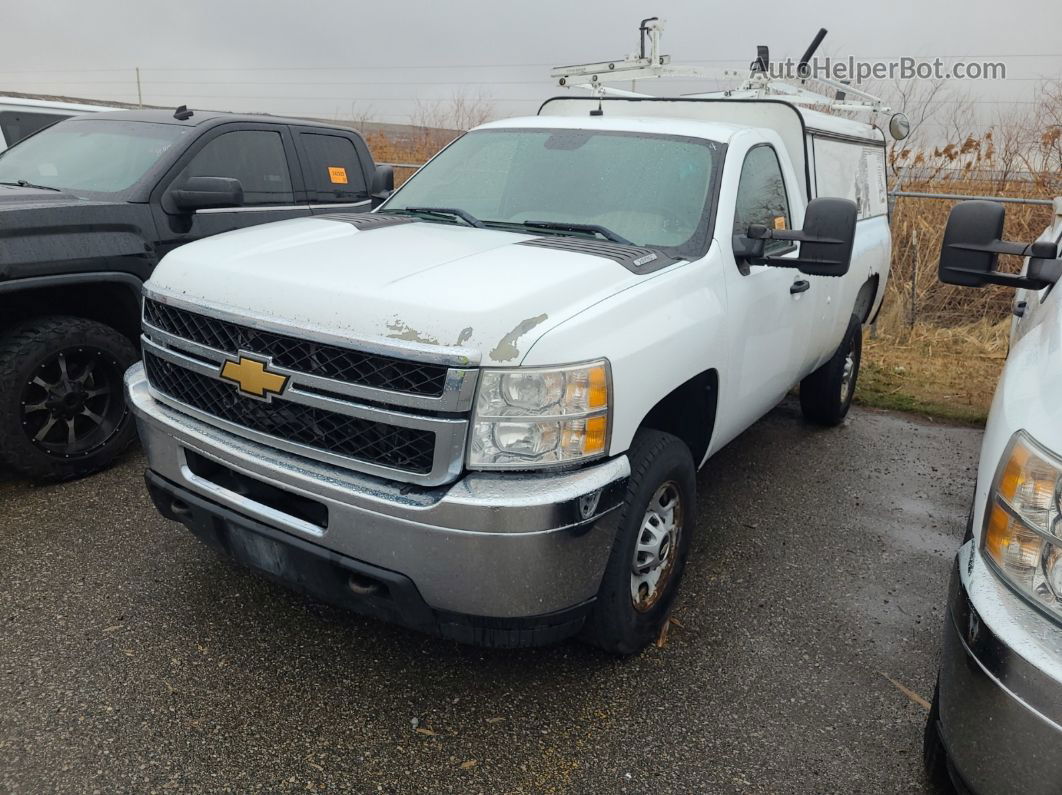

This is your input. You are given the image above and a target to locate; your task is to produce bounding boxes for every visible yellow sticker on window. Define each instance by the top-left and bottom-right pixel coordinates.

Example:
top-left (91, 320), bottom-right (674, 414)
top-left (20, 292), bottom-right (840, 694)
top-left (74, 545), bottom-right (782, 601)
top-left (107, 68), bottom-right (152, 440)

top-left (328, 166), bottom-right (348, 185)
top-left (773, 215), bottom-right (787, 230)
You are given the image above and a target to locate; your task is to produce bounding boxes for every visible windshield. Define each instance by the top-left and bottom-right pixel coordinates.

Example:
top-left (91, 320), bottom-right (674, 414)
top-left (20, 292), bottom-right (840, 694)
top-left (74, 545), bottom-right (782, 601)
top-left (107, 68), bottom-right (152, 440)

top-left (383, 128), bottom-right (721, 253)
top-left (0, 119), bottom-right (188, 196)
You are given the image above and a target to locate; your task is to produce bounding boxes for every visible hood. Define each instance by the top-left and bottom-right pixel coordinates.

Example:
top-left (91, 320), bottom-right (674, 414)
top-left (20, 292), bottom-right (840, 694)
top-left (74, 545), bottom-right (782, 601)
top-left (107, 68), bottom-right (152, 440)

top-left (999, 291), bottom-right (1062, 457)
top-left (0, 186), bottom-right (151, 282)
top-left (147, 216), bottom-right (658, 365)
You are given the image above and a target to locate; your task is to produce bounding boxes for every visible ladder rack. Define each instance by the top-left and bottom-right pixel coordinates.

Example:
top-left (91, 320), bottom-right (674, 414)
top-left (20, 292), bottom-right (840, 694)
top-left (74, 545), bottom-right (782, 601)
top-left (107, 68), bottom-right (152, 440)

top-left (550, 19), bottom-right (894, 118)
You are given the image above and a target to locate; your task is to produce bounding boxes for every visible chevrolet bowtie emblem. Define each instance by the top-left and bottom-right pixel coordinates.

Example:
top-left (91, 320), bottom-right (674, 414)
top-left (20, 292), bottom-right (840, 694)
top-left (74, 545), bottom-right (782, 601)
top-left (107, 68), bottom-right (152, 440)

top-left (219, 354), bottom-right (289, 400)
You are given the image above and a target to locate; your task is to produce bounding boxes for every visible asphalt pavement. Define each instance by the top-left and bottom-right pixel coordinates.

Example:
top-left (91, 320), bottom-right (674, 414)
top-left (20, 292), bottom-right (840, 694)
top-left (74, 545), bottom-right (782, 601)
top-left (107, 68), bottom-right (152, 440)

top-left (0, 401), bottom-right (981, 793)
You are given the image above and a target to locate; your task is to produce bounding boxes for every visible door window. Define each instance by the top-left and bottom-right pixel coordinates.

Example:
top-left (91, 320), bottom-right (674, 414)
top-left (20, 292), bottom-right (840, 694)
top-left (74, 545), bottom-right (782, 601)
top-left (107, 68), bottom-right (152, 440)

top-left (178, 130), bottom-right (293, 206)
top-left (733, 146), bottom-right (792, 256)
top-left (298, 133), bottom-right (368, 202)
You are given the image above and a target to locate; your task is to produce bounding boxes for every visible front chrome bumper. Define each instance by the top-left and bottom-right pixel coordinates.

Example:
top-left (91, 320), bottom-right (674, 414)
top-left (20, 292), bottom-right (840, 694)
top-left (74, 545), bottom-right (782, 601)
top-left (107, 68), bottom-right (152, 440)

top-left (126, 363), bottom-right (629, 624)
top-left (935, 542), bottom-right (1062, 793)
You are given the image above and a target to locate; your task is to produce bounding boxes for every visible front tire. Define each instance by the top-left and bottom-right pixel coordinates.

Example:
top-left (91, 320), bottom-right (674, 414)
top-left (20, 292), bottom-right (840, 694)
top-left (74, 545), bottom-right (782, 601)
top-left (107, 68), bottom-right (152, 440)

top-left (582, 429), bottom-right (696, 656)
top-left (799, 313), bottom-right (862, 426)
top-left (0, 316), bottom-right (138, 481)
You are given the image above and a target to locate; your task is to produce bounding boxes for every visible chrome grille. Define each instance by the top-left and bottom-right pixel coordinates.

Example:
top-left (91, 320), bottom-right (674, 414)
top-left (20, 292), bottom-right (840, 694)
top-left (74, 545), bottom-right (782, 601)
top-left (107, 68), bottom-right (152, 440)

top-left (144, 352), bottom-right (437, 474)
top-left (144, 298), bottom-right (448, 397)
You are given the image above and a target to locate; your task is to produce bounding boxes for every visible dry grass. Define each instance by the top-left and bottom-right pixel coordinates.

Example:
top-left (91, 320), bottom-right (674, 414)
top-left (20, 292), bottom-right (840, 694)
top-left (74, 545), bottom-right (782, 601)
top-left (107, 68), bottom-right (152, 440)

top-left (856, 302), bottom-right (1009, 425)
top-left (887, 176), bottom-right (1055, 327)
top-left (860, 125), bottom-right (1060, 424)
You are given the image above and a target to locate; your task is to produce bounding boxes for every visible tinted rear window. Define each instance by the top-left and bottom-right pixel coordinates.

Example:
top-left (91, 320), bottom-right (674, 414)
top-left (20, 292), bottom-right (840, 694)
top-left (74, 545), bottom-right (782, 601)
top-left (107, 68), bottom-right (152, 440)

top-left (298, 133), bottom-right (367, 202)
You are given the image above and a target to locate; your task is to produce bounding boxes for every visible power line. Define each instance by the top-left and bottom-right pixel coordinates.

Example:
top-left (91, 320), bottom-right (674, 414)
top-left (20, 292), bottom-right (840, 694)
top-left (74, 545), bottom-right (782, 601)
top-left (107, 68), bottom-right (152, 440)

top-left (3, 88), bottom-right (1043, 106)
top-left (0, 53), bottom-right (1059, 75)
top-left (0, 90), bottom-right (544, 103)
top-left (1, 73), bottom-right (1056, 88)
top-left (0, 77), bottom-right (556, 87)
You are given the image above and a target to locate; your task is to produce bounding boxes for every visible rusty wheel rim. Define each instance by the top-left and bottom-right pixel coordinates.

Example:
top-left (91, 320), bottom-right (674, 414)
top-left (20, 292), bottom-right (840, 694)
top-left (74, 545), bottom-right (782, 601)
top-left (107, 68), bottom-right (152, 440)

top-left (630, 481), bottom-right (683, 612)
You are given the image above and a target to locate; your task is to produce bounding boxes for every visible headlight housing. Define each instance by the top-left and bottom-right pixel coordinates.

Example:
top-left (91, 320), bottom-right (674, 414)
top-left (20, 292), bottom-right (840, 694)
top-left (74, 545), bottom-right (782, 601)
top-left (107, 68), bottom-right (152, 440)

top-left (982, 430), bottom-right (1062, 621)
top-left (468, 360), bottom-right (611, 469)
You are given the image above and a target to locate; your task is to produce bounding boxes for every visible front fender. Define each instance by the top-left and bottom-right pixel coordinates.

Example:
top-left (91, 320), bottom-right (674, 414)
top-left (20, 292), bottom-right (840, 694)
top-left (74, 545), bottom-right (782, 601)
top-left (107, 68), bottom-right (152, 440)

top-left (521, 254), bottom-right (729, 459)
top-left (0, 203), bottom-right (157, 282)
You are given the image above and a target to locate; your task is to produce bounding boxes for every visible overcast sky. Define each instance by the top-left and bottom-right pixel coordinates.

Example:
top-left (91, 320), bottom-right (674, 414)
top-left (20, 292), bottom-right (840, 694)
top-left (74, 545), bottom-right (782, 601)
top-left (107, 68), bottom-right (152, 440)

top-left (3, 0), bottom-right (1060, 133)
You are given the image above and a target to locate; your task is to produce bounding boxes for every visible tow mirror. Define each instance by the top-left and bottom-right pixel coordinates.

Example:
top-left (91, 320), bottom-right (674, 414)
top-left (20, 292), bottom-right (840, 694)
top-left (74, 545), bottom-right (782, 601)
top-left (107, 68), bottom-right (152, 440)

top-left (940, 200), bottom-right (1061, 290)
top-left (731, 233), bottom-right (764, 260)
top-left (170, 176), bottom-right (244, 212)
top-left (736, 197), bottom-right (858, 277)
top-left (1028, 249), bottom-right (1062, 286)
top-left (371, 164), bottom-right (395, 209)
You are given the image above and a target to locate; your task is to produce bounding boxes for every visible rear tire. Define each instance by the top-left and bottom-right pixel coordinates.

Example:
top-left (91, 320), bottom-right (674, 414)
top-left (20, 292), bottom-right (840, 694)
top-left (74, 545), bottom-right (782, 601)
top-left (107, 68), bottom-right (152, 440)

top-left (582, 429), bottom-right (696, 656)
top-left (799, 313), bottom-right (862, 426)
top-left (0, 316), bottom-right (137, 481)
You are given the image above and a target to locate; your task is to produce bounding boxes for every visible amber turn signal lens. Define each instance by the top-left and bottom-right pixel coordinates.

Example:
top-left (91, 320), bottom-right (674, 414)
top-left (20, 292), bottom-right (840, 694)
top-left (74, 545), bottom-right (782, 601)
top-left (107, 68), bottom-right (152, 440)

top-left (998, 443), bottom-right (1031, 502)
top-left (984, 501), bottom-right (1013, 561)
top-left (584, 415), bottom-right (608, 454)
top-left (588, 366), bottom-right (608, 409)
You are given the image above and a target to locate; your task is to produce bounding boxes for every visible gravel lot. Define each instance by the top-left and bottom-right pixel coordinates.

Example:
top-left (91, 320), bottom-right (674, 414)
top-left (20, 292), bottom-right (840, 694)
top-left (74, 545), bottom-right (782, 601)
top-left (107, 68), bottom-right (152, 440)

top-left (0, 401), bottom-right (981, 793)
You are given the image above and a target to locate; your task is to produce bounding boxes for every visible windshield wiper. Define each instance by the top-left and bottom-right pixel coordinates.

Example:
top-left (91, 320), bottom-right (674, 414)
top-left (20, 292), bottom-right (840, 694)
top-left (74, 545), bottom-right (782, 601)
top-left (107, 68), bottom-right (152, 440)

top-left (391, 206), bottom-right (485, 229)
top-left (519, 220), bottom-right (631, 246)
top-left (0, 180), bottom-right (61, 192)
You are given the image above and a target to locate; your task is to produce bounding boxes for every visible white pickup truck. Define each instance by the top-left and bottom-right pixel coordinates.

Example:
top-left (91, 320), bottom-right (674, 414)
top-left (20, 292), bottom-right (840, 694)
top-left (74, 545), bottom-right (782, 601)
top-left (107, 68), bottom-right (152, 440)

top-left (125, 60), bottom-right (897, 653)
top-left (924, 198), bottom-right (1062, 792)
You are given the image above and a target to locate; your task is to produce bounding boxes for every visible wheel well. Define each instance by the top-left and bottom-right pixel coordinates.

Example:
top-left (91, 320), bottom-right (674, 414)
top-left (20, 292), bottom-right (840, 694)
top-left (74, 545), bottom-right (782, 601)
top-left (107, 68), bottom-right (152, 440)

top-left (853, 275), bottom-right (879, 325)
top-left (0, 282), bottom-right (141, 342)
top-left (637, 369), bottom-right (717, 466)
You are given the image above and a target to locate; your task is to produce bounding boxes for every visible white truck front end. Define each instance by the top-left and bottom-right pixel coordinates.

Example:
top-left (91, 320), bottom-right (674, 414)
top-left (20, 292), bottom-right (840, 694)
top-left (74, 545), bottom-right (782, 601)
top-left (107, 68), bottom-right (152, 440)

top-left (926, 199), bottom-right (1062, 791)
top-left (126, 214), bottom-right (645, 646)
top-left (128, 113), bottom-right (887, 652)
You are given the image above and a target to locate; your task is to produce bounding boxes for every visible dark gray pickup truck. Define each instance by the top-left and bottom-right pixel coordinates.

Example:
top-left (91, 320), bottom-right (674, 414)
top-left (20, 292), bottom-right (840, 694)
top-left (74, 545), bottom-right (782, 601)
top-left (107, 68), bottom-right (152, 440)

top-left (0, 107), bottom-right (393, 480)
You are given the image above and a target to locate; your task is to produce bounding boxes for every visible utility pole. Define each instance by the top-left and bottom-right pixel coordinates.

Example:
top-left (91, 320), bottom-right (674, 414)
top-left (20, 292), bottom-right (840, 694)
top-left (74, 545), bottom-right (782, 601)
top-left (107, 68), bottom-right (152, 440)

top-left (136, 67), bottom-right (143, 108)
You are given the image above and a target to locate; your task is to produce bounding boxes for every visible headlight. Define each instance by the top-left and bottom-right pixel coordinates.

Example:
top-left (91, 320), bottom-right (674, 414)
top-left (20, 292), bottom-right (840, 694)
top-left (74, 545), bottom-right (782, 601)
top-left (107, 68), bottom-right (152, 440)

top-left (468, 360), bottom-right (611, 469)
top-left (982, 431), bottom-right (1062, 620)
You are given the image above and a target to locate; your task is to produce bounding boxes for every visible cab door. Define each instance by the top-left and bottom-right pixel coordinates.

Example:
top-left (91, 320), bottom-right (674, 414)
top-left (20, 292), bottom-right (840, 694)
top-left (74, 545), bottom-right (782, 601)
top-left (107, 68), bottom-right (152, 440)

top-left (151, 123), bottom-right (310, 258)
top-left (290, 127), bottom-right (374, 214)
top-left (721, 143), bottom-right (819, 426)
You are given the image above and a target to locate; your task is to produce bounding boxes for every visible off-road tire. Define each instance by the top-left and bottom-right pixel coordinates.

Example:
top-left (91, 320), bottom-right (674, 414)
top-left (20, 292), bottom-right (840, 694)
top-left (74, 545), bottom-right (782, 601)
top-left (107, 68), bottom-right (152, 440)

top-left (0, 316), bottom-right (137, 481)
top-left (582, 429), bottom-right (696, 656)
top-left (800, 313), bottom-right (862, 426)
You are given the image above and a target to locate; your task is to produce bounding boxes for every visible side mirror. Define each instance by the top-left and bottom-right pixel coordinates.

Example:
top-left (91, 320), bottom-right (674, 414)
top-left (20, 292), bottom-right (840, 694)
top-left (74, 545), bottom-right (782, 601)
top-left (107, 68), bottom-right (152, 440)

top-left (370, 164), bottom-right (394, 209)
top-left (731, 232), bottom-right (764, 260)
top-left (940, 200), bottom-right (1060, 290)
top-left (741, 197), bottom-right (858, 277)
top-left (791, 198), bottom-right (858, 276)
top-left (170, 176), bottom-right (244, 212)
top-left (1028, 250), bottom-right (1062, 286)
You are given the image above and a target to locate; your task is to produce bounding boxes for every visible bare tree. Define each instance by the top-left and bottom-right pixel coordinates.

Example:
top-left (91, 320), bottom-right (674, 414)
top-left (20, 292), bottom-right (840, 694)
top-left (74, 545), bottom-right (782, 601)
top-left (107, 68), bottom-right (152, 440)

top-left (1027, 78), bottom-right (1062, 188)
top-left (410, 88), bottom-right (496, 132)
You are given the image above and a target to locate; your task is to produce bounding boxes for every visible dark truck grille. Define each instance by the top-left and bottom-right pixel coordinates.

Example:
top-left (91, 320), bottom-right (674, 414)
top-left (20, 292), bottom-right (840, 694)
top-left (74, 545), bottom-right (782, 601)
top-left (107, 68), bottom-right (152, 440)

top-left (144, 299), bottom-right (448, 397)
top-left (144, 352), bottom-right (436, 474)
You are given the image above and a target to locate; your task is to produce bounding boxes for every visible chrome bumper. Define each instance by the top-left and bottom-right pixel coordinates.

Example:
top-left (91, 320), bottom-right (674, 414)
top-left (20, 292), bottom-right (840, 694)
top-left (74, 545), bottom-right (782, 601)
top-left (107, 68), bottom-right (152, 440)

top-left (936, 542), bottom-right (1062, 793)
top-left (126, 363), bottom-right (629, 620)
